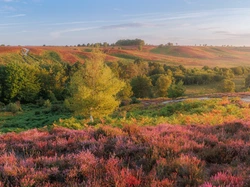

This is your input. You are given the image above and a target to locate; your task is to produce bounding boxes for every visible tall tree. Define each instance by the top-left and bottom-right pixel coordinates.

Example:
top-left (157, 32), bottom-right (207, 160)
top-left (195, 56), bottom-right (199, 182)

top-left (0, 65), bottom-right (6, 102)
top-left (4, 62), bottom-right (40, 103)
top-left (131, 75), bottom-right (152, 98)
top-left (222, 79), bottom-right (235, 92)
top-left (167, 81), bottom-right (186, 98)
top-left (245, 74), bottom-right (250, 88)
top-left (155, 75), bottom-right (172, 97)
top-left (68, 50), bottom-right (125, 120)
top-left (117, 82), bottom-right (133, 100)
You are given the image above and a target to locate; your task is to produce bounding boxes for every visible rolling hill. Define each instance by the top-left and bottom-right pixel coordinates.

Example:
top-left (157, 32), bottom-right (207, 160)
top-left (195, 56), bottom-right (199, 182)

top-left (1, 45), bottom-right (250, 67)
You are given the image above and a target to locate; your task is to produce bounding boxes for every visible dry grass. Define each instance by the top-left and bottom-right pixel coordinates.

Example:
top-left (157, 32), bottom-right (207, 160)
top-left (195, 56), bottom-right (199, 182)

top-left (1, 45), bottom-right (250, 67)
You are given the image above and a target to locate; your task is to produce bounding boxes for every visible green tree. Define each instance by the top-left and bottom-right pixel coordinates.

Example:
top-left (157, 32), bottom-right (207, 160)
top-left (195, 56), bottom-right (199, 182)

top-left (245, 74), bottom-right (250, 88)
top-left (68, 50), bottom-right (125, 121)
top-left (39, 61), bottom-right (68, 100)
top-left (0, 65), bottom-right (6, 102)
top-left (118, 62), bottom-right (139, 80)
top-left (4, 62), bottom-right (40, 103)
top-left (155, 75), bottom-right (172, 97)
top-left (222, 79), bottom-right (235, 92)
top-left (117, 82), bottom-right (133, 100)
top-left (231, 67), bottom-right (243, 75)
top-left (167, 80), bottom-right (186, 98)
top-left (131, 75), bottom-right (152, 98)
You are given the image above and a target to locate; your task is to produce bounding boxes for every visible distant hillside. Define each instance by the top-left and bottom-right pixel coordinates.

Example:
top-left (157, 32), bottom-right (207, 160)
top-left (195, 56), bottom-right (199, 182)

top-left (1, 45), bottom-right (250, 67)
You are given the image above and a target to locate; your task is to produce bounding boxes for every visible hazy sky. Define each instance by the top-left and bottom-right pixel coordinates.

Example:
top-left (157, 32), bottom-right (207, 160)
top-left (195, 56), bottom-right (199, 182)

top-left (1, 0), bottom-right (250, 46)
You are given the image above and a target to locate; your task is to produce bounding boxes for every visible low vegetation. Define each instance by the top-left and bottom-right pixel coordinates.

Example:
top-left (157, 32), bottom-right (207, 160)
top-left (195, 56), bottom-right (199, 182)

top-left (0, 121), bottom-right (249, 186)
top-left (1, 44), bottom-right (250, 186)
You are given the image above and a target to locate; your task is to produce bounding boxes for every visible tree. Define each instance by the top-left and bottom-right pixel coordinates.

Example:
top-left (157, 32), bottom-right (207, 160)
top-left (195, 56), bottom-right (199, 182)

top-left (39, 61), bottom-right (68, 100)
top-left (4, 62), bottom-right (40, 103)
top-left (131, 75), bottom-right (152, 98)
top-left (138, 45), bottom-right (143, 51)
top-left (231, 67), bottom-right (243, 75)
top-left (68, 50), bottom-right (125, 121)
top-left (155, 75), bottom-right (172, 97)
top-left (115, 39), bottom-right (145, 46)
top-left (117, 82), bottom-right (133, 100)
top-left (222, 79), bottom-right (235, 92)
top-left (167, 81), bottom-right (186, 98)
top-left (0, 65), bottom-right (6, 102)
top-left (118, 62), bottom-right (139, 80)
top-left (245, 74), bottom-right (250, 88)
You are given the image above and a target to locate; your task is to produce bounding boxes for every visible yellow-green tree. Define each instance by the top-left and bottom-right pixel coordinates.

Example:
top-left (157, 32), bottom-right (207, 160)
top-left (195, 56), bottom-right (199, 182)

top-left (68, 50), bottom-right (125, 121)
top-left (222, 79), bottom-right (235, 92)
top-left (155, 75), bottom-right (172, 97)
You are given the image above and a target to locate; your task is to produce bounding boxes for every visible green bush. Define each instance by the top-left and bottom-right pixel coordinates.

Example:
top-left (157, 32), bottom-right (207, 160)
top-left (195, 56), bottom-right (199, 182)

top-left (130, 97), bottom-right (141, 104)
top-left (6, 103), bottom-right (22, 114)
top-left (43, 99), bottom-right (51, 108)
top-left (55, 117), bottom-right (84, 130)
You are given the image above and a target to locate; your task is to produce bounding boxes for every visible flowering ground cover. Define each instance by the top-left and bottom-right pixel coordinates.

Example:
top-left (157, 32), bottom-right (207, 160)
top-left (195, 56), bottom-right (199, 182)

top-left (0, 120), bottom-right (250, 186)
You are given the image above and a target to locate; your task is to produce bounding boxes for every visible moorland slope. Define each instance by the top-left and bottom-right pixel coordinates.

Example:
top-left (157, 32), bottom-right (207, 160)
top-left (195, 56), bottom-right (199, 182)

top-left (1, 45), bottom-right (250, 67)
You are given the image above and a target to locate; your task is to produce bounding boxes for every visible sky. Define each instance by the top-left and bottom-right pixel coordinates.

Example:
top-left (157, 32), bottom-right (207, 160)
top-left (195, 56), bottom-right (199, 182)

top-left (1, 0), bottom-right (250, 46)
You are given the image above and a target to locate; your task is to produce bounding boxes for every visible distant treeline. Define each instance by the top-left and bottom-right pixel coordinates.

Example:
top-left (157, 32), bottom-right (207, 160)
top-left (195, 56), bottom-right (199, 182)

top-left (115, 39), bottom-right (145, 46)
top-left (76, 39), bottom-right (145, 47)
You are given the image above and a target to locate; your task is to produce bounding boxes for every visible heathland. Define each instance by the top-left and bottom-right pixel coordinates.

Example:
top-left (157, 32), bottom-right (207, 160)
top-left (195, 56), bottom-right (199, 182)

top-left (1, 42), bottom-right (250, 186)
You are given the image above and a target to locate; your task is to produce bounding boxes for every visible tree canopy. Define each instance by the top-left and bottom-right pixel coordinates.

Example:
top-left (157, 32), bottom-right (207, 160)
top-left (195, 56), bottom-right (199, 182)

top-left (115, 39), bottom-right (145, 46)
top-left (68, 50), bottom-right (125, 119)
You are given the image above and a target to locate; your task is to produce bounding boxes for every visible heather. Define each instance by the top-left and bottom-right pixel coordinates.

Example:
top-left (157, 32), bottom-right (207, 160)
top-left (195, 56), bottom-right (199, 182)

top-left (0, 121), bottom-right (249, 186)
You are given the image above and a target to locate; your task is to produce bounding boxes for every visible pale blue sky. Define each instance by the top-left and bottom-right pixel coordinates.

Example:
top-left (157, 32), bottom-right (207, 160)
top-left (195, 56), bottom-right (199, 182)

top-left (1, 0), bottom-right (250, 46)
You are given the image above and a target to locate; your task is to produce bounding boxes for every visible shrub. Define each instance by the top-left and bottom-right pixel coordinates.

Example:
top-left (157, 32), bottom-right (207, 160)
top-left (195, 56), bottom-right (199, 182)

top-left (43, 99), bottom-right (51, 108)
top-left (130, 97), bottom-right (140, 104)
top-left (55, 117), bottom-right (85, 130)
top-left (6, 102), bottom-right (22, 114)
top-left (51, 104), bottom-right (63, 113)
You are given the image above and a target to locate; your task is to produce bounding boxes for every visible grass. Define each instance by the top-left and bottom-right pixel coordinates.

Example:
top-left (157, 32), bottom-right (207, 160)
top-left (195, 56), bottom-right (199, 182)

top-left (184, 82), bottom-right (221, 96)
top-left (109, 97), bottom-right (250, 126)
top-left (150, 46), bottom-right (193, 58)
top-left (1, 95), bottom-right (249, 133)
top-left (2, 46), bottom-right (250, 67)
top-left (0, 104), bottom-right (70, 133)
top-left (110, 53), bottom-right (140, 60)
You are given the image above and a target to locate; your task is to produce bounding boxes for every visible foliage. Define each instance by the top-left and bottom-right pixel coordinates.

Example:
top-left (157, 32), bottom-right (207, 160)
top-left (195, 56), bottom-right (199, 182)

top-left (0, 104), bottom-right (70, 133)
top-left (54, 117), bottom-right (86, 130)
top-left (68, 50), bottom-right (125, 119)
top-left (167, 80), bottom-right (186, 98)
top-left (6, 102), bottom-right (22, 114)
top-left (155, 74), bottom-right (172, 97)
top-left (0, 65), bottom-right (6, 101)
top-left (115, 38), bottom-right (145, 46)
top-left (44, 51), bottom-right (62, 62)
top-left (117, 82), bottom-right (133, 100)
top-left (245, 74), bottom-right (250, 88)
top-left (38, 61), bottom-right (68, 101)
top-left (4, 62), bottom-right (41, 103)
top-left (43, 99), bottom-right (51, 108)
top-left (0, 121), bottom-right (250, 186)
top-left (118, 61), bottom-right (139, 80)
top-left (130, 75), bottom-right (152, 98)
top-left (121, 97), bottom-right (250, 126)
top-left (222, 79), bottom-right (235, 92)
